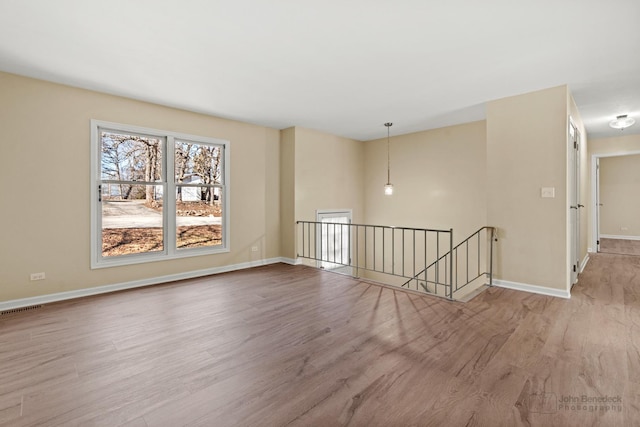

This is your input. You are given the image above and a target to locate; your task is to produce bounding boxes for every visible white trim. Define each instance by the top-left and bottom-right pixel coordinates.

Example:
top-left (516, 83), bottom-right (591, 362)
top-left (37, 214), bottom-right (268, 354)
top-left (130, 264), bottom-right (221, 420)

top-left (599, 234), bottom-right (640, 241)
top-left (280, 257), bottom-right (301, 265)
top-left (580, 253), bottom-right (590, 273)
top-left (0, 257), bottom-right (289, 312)
top-left (493, 279), bottom-right (571, 299)
top-left (315, 209), bottom-right (354, 216)
top-left (567, 116), bottom-right (577, 292)
top-left (316, 209), bottom-right (353, 273)
top-left (90, 119), bottom-right (231, 269)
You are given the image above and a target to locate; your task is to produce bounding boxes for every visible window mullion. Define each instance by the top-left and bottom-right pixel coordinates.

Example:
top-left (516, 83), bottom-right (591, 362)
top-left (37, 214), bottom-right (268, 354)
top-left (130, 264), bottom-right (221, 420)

top-left (166, 136), bottom-right (177, 255)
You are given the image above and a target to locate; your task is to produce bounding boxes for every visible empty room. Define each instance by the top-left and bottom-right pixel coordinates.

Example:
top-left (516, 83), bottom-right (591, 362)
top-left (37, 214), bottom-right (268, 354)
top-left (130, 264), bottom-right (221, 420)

top-left (1, 1), bottom-right (640, 426)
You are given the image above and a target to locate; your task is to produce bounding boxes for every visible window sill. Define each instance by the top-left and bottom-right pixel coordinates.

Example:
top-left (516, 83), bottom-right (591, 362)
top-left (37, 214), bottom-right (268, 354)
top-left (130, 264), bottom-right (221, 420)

top-left (91, 246), bottom-right (230, 269)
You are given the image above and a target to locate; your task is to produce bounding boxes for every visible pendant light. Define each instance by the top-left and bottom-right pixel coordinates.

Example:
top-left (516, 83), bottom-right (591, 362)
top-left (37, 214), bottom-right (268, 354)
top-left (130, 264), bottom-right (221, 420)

top-left (609, 114), bottom-right (636, 130)
top-left (384, 122), bottom-right (393, 196)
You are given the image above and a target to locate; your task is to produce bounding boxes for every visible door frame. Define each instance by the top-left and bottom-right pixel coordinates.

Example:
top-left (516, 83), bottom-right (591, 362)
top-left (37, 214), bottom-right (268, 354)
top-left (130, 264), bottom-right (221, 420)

top-left (590, 150), bottom-right (640, 253)
top-left (316, 209), bottom-right (353, 273)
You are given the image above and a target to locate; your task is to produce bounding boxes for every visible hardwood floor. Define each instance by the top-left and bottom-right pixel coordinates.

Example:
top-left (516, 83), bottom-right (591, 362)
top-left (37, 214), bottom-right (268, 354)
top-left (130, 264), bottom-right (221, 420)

top-left (600, 238), bottom-right (640, 256)
top-left (1, 254), bottom-right (639, 426)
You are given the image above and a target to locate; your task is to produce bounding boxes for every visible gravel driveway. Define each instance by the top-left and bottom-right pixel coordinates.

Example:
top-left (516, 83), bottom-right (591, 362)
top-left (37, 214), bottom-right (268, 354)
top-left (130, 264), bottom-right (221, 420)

top-left (102, 200), bottom-right (221, 228)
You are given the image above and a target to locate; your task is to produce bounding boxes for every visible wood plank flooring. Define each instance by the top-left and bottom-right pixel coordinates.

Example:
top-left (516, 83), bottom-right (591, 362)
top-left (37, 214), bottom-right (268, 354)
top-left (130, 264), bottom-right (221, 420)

top-left (1, 253), bottom-right (640, 426)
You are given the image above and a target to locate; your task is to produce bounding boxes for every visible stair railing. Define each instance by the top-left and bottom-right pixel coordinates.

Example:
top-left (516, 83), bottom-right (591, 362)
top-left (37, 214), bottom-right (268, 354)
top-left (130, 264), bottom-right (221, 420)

top-left (402, 226), bottom-right (496, 299)
top-left (296, 221), bottom-right (496, 301)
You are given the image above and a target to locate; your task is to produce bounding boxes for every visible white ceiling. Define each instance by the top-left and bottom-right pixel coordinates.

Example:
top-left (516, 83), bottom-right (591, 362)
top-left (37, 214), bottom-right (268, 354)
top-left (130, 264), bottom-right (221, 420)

top-left (0, 0), bottom-right (638, 141)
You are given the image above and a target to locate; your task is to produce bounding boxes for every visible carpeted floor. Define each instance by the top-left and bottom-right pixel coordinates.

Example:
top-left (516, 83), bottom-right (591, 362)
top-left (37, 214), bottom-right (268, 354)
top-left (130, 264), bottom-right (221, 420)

top-left (600, 238), bottom-right (640, 256)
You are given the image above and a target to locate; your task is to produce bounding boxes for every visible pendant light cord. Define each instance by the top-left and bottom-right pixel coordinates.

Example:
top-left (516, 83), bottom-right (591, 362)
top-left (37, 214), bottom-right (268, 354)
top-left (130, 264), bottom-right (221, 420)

top-left (385, 122), bottom-right (392, 184)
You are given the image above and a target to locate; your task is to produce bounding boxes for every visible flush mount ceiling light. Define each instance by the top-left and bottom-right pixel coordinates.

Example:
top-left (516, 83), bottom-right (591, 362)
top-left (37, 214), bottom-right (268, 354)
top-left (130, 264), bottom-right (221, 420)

top-left (384, 122), bottom-right (394, 196)
top-left (609, 114), bottom-right (636, 130)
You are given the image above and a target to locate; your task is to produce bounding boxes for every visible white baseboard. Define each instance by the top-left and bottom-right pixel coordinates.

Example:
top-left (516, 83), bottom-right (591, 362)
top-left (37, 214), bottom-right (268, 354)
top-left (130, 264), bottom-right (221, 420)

top-left (280, 257), bottom-right (302, 265)
top-left (580, 253), bottom-right (590, 274)
top-left (600, 234), bottom-right (640, 241)
top-left (493, 279), bottom-right (571, 299)
top-left (0, 257), bottom-right (291, 312)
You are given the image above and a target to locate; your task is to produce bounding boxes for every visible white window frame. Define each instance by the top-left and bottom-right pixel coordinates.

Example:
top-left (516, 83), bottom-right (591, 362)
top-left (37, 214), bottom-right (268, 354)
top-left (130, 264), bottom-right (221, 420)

top-left (90, 119), bottom-right (230, 269)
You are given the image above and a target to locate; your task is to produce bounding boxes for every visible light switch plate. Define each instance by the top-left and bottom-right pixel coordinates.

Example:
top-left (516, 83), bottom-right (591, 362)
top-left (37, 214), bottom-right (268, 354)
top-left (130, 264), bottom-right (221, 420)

top-left (541, 187), bottom-right (555, 198)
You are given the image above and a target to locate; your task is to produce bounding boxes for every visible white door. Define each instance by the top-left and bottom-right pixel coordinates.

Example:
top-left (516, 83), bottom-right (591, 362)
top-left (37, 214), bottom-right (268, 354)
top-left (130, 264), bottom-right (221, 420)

top-left (317, 210), bottom-right (352, 274)
top-left (569, 122), bottom-right (580, 285)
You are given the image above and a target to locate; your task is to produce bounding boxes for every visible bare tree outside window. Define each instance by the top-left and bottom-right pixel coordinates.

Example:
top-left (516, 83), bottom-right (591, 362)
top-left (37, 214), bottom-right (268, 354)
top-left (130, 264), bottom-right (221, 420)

top-left (100, 132), bottom-right (165, 257)
top-left (174, 141), bottom-right (223, 249)
top-left (99, 130), bottom-right (224, 258)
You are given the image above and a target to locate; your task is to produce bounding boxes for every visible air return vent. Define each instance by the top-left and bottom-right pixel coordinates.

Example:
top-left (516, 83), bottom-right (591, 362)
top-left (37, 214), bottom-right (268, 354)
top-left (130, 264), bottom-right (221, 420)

top-left (1, 305), bottom-right (43, 316)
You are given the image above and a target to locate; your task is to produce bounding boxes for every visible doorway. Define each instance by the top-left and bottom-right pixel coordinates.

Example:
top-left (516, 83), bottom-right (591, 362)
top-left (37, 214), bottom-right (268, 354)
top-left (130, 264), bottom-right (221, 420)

top-left (593, 153), bottom-right (640, 256)
top-left (316, 210), bottom-right (352, 274)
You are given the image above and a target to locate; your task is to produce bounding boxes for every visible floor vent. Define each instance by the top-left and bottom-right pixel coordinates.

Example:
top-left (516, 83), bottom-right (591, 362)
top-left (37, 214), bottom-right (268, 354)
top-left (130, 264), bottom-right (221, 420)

top-left (1, 305), bottom-right (43, 316)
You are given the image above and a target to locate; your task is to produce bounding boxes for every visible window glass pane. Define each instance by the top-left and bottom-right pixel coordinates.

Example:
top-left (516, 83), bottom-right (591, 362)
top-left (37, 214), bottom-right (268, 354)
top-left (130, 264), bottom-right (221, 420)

top-left (102, 184), bottom-right (164, 257)
top-left (176, 186), bottom-right (222, 249)
top-left (101, 131), bottom-right (163, 182)
top-left (175, 141), bottom-right (222, 185)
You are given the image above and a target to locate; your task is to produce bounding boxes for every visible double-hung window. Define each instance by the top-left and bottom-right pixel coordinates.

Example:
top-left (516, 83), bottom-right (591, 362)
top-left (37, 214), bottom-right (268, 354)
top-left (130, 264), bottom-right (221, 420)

top-left (91, 120), bottom-right (230, 268)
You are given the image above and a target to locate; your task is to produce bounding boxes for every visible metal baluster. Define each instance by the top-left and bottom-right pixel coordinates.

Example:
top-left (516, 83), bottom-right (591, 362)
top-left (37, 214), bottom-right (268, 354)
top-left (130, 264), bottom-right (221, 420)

top-left (477, 232), bottom-right (481, 278)
top-left (436, 232), bottom-right (440, 295)
top-left (424, 230), bottom-right (427, 292)
top-left (382, 226), bottom-right (385, 273)
top-left (413, 229), bottom-right (416, 290)
top-left (340, 222), bottom-right (343, 265)
top-left (307, 222), bottom-right (311, 259)
top-left (449, 229), bottom-right (454, 300)
top-left (489, 228), bottom-right (494, 286)
top-left (364, 225), bottom-right (367, 271)
top-left (355, 225), bottom-right (359, 277)
top-left (402, 230), bottom-right (405, 278)
top-left (455, 248), bottom-right (459, 291)
top-left (466, 239), bottom-right (469, 286)
top-left (373, 226), bottom-right (376, 271)
top-left (392, 228), bottom-right (395, 276)
top-left (331, 222), bottom-right (338, 264)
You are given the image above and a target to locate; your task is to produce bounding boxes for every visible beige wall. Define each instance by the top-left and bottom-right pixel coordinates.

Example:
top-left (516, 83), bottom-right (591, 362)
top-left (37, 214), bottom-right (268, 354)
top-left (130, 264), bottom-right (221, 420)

top-left (0, 70), bottom-right (587, 303)
top-left (277, 127), bottom-right (364, 262)
top-left (294, 127), bottom-right (364, 224)
top-left (279, 127), bottom-right (296, 259)
top-left (598, 154), bottom-right (640, 237)
top-left (0, 72), bottom-right (280, 302)
top-left (590, 134), bottom-right (640, 156)
top-left (361, 121), bottom-right (487, 295)
top-left (487, 86), bottom-right (569, 291)
top-left (363, 121), bottom-right (487, 238)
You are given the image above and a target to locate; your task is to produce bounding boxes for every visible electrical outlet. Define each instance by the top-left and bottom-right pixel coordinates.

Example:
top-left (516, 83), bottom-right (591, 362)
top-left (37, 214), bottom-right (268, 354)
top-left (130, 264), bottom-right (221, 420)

top-left (30, 272), bottom-right (46, 281)
top-left (251, 246), bottom-right (258, 252)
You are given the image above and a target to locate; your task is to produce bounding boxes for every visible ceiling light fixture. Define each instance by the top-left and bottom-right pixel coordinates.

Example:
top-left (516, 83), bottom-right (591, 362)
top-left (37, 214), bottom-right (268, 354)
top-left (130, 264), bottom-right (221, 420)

top-left (384, 122), bottom-right (393, 196)
top-left (609, 114), bottom-right (636, 130)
